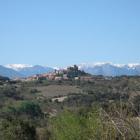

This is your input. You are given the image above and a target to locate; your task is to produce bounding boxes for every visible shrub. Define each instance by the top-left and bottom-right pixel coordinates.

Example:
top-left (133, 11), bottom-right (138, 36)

top-left (1, 101), bottom-right (43, 119)
top-left (0, 119), bottom-right (36, 140)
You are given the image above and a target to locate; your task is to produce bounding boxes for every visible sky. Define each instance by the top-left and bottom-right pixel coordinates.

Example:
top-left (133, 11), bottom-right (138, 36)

top-left (0, 0), bottom-right (140, 67)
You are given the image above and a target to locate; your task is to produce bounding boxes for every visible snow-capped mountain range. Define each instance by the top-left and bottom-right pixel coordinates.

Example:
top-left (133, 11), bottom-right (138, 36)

top-left (79, 63), bottom-right (140, 76)
top-left (5, 64), bottom-right (54, 77)
top-left (1, 63), bottom-right (140, 78)
top-left (1, 64), bottom-right (54, 78)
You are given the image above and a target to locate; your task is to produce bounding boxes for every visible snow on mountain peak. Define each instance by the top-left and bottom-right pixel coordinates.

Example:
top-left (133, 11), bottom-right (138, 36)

top-left (79, 62), bottom-right (140, 68)
top-left (5, 64), bottom-right (32, 71)
top-left (127, 63), bottom-right (139, 68)
top-left (79, 62), bottom-right (115, 69)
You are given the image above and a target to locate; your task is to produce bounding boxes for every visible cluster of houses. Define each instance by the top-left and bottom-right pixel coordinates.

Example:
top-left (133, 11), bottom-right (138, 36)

top-left (25, 72), bottom-right (68, 81)
top-left (22, 65), bottom-right (95, 82)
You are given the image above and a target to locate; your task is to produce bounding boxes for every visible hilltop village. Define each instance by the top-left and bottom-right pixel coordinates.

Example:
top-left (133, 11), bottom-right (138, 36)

top-left (22, 65), bottom-right (95, 82)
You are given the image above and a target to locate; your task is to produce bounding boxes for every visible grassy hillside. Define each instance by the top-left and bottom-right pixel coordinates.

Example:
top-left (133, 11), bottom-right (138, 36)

top-left (0, 76), bottom-right (140, 140)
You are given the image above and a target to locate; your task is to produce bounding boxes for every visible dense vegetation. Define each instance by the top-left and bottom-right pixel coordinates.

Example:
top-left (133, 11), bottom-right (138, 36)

top-left (0, 75), bottom-right (139, 140)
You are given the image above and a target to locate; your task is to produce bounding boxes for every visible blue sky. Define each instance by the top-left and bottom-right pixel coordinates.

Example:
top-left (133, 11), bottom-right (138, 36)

top-left (0, 0), bottom-right (140, 67)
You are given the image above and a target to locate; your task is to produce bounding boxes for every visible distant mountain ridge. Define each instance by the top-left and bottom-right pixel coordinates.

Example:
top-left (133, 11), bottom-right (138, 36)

top-left (0, 65), bottom-right (23, 78)
top-left (17, 65), bottom-right (54, 77)
top-left (1, 63), bottom-right (140, 78)
top-left (2, 64), bottom-right (54, 78)
top-left (78, 63), bottom-right (140, 76)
